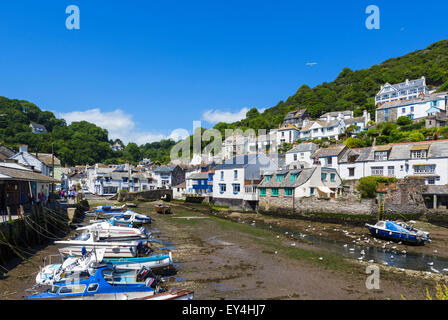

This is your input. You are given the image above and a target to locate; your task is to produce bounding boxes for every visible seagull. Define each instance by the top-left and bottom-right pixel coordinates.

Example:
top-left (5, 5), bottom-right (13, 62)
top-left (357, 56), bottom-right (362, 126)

top-left (368, 260), bottom-right (374, 263)
top-left (291, 243), bottom-right (296, 246)
top-left (442, 268), bottom-right (448, 272)
top-left (390, 255), bottom-right (394, 259)
top-left (358, 256), bottom-right (363, 260)
top-left (434, 249), bottom-right (438, 253)
top-left (428, 262), bottom-right (434, 266)
top-left (360, 250), bottom-right (365, 255)
top-left (401, 250), bottom-right (407, 254)
top-left (392, 246), bottom-right (397, 249)
top-left (430, 267), bottom-right (440, 274)
top-left (383, 262), bottom-right (388, 265)
top-left (318, 257), bottom-right (323, 261)
top-left (343, 244), bottom-right (348, 248)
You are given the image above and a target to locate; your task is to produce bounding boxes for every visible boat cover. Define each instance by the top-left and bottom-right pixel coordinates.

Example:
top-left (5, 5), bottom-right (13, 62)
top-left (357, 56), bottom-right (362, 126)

top-left (385, 221), bottom-right (410, 234)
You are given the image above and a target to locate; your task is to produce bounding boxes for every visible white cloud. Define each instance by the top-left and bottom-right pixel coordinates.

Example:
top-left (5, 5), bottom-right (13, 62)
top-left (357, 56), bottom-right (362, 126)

top-left (58, 108), bottom-right (189, 145)
top-left (201, 107), bottom-right (251, 124)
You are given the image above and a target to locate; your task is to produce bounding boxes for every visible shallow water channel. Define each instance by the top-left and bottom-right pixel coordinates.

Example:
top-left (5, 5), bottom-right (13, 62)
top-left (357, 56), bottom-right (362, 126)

top-left (237, 218), bottom-right (448, 274)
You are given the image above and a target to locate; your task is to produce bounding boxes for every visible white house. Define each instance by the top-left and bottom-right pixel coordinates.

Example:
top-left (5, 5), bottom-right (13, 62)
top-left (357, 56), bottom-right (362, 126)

top-left (285, 142), bottom-right (318, 168)
top-left (338, 139), bottom-right (448, 185)
top-left (212, 153), bottom-right (281, 210)
top-left (311, 144), bottom-right (347, 171)
top-left (9, 145), bottom-right (51, 176)
top-left (299, 119), bottom-right (346, 141)
top-left (318, 110), bottom-right (353, 122)
top-left (375, 92), bottom-right (448, 123)
top-left (277, 125), bottom-right (300, 145)
top-left (375, 77), bottom-right (430, 106)
top-left (258, 165), bottom-right (343, 205)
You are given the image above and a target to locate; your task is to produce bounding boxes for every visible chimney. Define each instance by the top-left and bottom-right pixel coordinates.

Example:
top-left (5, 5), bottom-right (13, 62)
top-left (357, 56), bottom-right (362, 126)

top-left (19, 145), bottom-right (28, 153)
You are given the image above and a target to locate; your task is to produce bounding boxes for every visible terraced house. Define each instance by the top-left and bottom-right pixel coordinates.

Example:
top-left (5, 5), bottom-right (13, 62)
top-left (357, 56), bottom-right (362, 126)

top-left (257, 165), bottom-right (343, 213)
top-left (338, 139), bottom-right (448, 185)
top-left (212, 153), bottom-right (281, 210)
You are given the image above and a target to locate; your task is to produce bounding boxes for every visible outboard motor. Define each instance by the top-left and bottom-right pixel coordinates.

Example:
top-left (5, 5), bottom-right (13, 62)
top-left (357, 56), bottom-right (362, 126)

top-left (145, 275), bottom-right (162, 289)
top-left (137, 266), bottom-right (153, 282)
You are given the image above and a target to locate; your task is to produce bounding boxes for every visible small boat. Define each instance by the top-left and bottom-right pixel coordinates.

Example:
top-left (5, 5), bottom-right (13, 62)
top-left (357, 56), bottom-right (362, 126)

top-left (126, 202), bottom-right (138, 208)
top-left (36, 251), bottom-right (173, 286)
top-left (366, 220), bottom-right (431, 245)
top-left (55, 232), bottom-right (141, 258)
top-left (111, 211), bottom-right (152, 225)
top-left (133, 289), bottom-right (194, 300)
top-left (104, 252), bottom-right (173, 271)
top-left (36, 249), bottom-right (106, 286)
top-left (26, 265), bottom-right (164, 300)
top-left (76, 221), bottom-right (150, 240)
top-left (155, 204), bottom-right (171, 214)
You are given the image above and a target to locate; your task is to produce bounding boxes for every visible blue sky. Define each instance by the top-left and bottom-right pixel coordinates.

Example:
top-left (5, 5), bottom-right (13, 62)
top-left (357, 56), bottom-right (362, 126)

top-left (1, 0), bottom-right (447, 144)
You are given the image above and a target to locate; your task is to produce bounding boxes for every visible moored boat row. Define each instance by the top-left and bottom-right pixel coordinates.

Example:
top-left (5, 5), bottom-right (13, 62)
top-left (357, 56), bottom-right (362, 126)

top-left (26, 207), bottom-right (193, 300)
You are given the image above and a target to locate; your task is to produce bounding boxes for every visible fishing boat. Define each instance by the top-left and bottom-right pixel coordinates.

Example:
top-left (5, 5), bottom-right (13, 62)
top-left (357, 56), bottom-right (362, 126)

top-left (55, 232), bottom-right (141, 258)
top-left (76, 221), bottom-right (150, 240)
top-left (155, 204), bottom-right (171, 214)
top-left (26, 265), bottom-right (165, 300)
top-left (110, 211), bottom-right (152, 225)
top-left (36, 249), bottom-right (106, 286)
top-left (365, 220), bottom-right (431, 245)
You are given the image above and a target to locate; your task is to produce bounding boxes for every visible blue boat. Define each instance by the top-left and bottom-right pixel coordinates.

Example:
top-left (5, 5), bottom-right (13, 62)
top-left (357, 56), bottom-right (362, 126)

top-left (365, 220), bottom-right (431, 245)
top-left (26, 264), bottom-right (163, 300)
top-left (111, 211), bottom-right (152, 225)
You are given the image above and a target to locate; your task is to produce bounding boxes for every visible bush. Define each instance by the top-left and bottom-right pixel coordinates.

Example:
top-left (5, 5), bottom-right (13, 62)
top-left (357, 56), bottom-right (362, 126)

top-left (357, 176), bottom-right (397, 199)
top-left (397, 116), bottom-right (412, 126)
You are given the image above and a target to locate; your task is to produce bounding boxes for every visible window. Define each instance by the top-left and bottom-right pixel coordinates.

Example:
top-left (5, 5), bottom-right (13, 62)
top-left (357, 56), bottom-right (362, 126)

top-left (290, 174), bottom-right (298, 182)
top-left (374, 151), bottom-right (388, 161)
top-left (259, 188), bottom-right (266, 196)
top-left (232, 183), bottom-right (240, 194)
top-left (59, 285), bottom-right (86, 295)
top-left (220, 171), bottom-right (224, 180)
top-left (411, 150), bottom-right (427, 159)
top-left (371, 167), bottom-right (384, 176)
top-left (326, 157), bottom-right (333, 165)
top-left (219, 184), bottom-right (226, 194)
top-left (87, 283), bottom-right (99, 293)
top-left (413, 165), bottom-right (436, 174)
top-left (348, 168), bottom-right (355, 177)
top-left (122, 177), bottom-right (128, 183)
top-left (271, 188), bottom-right (279, 197)
top-left (265, 175), bottom-right (272, 182)
top-left (400, 90), bottom-right (407, 96)
top-left (310, 187), bottom-right (315, 196)
top-left (410, 106), bottom-right (414, 112)
top-left (388, 166), bottom-right (395, 176)
top-left (234, 170), bottom-right (238, 179)
top-left (427, 178), bottom-right (435, 185)
top-left (330, 173), bottom-right (335, 181)
top-left (402, 108), bottom-right (406, 113)
top-left (276, 174), bottom-right (284, 182)
top-left (293, 154), bottom-right (297, 161)
top-left (400, 165), bottom-right (404, 171)
top-left (284, 188), bottom-right (293, 197)
top-left (321, 173), bottom-right (327, 181)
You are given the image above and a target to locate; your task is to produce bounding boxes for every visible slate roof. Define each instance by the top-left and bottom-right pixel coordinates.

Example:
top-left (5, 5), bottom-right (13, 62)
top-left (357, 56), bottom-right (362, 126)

top-left (319, 110), bottom-right (352, 118)
top-left (338, 139), bottom-right (448, 163)
top-left (37, 153), bottom-right (61, 166)
top-left (153, 166), bottom-right (172, 173)
top-left (287, 143), bottom-right (318, 154)
top-left (311, 144), bottom-right (347, 158)
top-left (376, 92), bottom-right (448, 110)
top-left (258, 168), bottom-right (316, 188)
top-left (187, 172), bottom-right (209, 180)
top-left (423, 185), bottom-right (448, 195)
top-left (0, 164), bottom-right (59, 183)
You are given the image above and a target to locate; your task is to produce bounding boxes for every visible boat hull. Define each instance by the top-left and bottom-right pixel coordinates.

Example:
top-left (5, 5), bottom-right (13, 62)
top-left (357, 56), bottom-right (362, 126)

top-left (58, 245), bottom-right (136, 258)
top-left (367, 225), bottom-right (426, 245)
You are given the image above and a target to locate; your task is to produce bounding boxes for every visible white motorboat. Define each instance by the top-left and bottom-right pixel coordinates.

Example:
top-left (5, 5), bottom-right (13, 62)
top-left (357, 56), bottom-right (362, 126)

top-left (36, 249), bottom-right (106, 286)
top-left (76, 221), bottom-right (150, 240)
top-left (55, 232), bottom-right (140, 258)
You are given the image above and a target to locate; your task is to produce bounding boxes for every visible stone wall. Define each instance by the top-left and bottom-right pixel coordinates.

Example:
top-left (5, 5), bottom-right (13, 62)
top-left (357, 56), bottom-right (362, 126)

top-left (259, 194), bottom-right (376, 216)
top-left (382, 177), bottom-right (427, 214)
top-left (117, 189), bottom-right (173, 202)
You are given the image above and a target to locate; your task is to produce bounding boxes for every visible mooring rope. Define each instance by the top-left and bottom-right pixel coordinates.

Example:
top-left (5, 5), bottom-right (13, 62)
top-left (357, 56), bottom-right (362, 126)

top-left (23, 216), bottom-right (62, 241)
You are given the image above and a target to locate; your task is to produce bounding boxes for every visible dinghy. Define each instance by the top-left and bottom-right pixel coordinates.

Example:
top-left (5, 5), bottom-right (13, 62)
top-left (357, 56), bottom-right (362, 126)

top-left (110, 211), bottom-right (152, 225)
top-left (103, 252), bottom-right (173, 271)
top-left (365, 220), bottom-right (431, 245)
top-left (155, 204), bottom-right (171, 214)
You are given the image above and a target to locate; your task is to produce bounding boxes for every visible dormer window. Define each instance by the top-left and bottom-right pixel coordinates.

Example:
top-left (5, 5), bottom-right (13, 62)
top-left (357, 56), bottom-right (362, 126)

top-left (410, 145), bottom-right (429, 159)
top-left (374, 151), bottom-right (388, 161)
